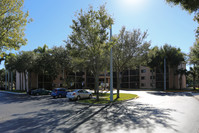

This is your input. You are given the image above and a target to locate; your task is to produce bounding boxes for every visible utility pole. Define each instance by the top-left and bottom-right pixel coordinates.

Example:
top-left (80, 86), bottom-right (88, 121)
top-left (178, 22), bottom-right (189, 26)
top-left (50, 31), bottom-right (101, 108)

top-left (110, 25), bottom-right (113, 101)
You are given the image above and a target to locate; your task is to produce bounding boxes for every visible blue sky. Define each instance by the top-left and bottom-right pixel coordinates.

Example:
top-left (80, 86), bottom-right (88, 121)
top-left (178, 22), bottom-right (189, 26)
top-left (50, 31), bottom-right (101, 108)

top-left (1, 0), bottom-right (198, 68)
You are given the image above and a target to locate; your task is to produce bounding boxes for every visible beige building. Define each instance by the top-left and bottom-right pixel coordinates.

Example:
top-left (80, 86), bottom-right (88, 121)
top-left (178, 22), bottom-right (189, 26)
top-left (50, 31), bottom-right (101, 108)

top-left (15, 63), bottom-right (186, 90)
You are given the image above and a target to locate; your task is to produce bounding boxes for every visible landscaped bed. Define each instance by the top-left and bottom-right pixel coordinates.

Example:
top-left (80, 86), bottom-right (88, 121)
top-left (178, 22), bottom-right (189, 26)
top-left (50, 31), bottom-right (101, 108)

top-left (0, 89), bottom-right (26, 93)
top-left (78, 93), bottom-right (138, 105)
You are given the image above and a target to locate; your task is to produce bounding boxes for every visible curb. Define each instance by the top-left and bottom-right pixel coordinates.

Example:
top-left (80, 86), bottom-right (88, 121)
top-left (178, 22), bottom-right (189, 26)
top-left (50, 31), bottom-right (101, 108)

top-left (0, 90), bottom-right (27, 95)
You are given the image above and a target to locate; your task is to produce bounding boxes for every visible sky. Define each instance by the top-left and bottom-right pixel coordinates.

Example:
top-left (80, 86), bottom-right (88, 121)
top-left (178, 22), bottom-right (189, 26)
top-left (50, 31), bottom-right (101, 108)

top-left (1, 0), bottom-right (198, 68)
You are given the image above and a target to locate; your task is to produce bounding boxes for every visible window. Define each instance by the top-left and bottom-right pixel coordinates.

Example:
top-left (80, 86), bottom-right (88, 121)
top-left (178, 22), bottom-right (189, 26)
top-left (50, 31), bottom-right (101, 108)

top-left (60, 77), bottom-right (63, 80)
top-left (150, 83), bottom-right (155, 87)
top-left (78, 90), bottom-right (84, 93)
top-left (150, 76), bottom-right (155, 79)
top-left (141, 69), bottom-right (146, 73)
top-left (60, 84), bottom-right (63, 87)
top-left (141, 83), bottom-right (145, 87)
top-left (141, 76), bottom-right (145, 80)
top-left (150, 70), bottom-right (155, 72)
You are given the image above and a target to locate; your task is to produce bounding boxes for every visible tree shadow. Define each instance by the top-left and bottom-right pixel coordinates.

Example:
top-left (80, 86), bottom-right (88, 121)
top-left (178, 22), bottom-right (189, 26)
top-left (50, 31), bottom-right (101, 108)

top-left (0, 100), bottom-right (178, 133)
top-left (0, 92), bottom-right (58, 104)
top-left (147, 91), bottom-right (192, 97)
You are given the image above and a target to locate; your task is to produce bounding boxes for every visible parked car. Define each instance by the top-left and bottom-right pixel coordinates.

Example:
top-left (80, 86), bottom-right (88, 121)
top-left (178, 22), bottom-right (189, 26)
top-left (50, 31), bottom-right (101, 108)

top-left (51, 88), bottom-right (68, 98)
top-left (67, 89), bottom-right (92, 100)
top-left (31, 88), bottom-right (51, 96)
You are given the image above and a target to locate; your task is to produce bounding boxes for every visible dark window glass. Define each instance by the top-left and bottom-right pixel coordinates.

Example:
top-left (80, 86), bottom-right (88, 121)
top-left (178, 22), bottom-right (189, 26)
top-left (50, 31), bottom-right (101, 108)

top-left (141, 69), bottom-right (146, 73)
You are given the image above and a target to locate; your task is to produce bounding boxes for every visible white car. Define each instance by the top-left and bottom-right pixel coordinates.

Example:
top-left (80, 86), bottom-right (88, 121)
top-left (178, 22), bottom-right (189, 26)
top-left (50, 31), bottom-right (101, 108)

top-left (67, 89), bottom-right (92, 100)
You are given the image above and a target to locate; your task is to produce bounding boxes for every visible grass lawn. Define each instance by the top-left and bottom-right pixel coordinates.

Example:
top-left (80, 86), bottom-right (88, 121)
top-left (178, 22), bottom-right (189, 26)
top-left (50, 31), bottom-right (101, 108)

top-left (0, 89), bottom-right (26, 93)
top-left (78, 93), bottom-right (138, 104)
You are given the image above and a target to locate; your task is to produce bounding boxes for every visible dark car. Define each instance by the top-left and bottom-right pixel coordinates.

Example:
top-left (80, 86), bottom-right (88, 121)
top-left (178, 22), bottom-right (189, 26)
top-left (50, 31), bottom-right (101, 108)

top-left (31, 88), bottom-right (51, 96)
top-left (51, 88), bottom-right (68, 98)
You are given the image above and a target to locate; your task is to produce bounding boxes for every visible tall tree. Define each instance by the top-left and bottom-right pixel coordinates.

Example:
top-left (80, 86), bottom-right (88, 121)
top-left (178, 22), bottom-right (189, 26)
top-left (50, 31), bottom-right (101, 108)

top-left (0, 0), bottom-right (31, 62)
top-left (113, 27), bottom-right (150, 98)
top-left (147, 46), bottom-right (161, 88)
top-left (188, 66), bottom-right (198, 90)
top-left (67, 5), bottom-right (113, 101)
top-left (51, 46), bottom-right (72, 87)
top-left (148, 44), bottom-right (185, 89)
top-left (189, 39), bottom-right (199, 65)
top-left (12, 51), bottom-right (35, 92)
top-left (4, 53), bottom-right (17, 90)
top-left (0, 68), bottom-right (5, 88)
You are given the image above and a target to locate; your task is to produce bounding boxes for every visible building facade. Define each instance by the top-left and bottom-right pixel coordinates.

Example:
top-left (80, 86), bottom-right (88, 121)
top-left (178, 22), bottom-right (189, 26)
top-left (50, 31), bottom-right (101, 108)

top-left (15, 64), bottom-right (186, 90)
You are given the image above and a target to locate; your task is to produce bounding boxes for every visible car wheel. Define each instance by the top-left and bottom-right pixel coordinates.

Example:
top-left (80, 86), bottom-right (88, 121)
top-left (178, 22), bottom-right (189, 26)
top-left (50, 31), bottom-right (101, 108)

top-left (77, 96), bottom-right (81, 100)
top-left (36, 93), bottom-right (39, 96)
top-left (59, 94), bottom-right (62, 98)
top-left (53, 96), bottom-right (56, 98)
top-left (89, 94), bottom-right (92, 99)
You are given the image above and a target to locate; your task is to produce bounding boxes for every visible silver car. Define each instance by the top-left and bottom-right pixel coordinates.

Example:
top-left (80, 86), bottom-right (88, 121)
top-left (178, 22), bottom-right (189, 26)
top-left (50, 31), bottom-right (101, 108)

top-left (67, 89), bottom-right (92, 100)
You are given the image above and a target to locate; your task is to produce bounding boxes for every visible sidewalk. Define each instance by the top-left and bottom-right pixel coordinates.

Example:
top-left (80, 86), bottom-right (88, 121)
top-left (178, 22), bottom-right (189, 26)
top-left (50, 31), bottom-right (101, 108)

top-left (0, 90), bottom-right (27, 95)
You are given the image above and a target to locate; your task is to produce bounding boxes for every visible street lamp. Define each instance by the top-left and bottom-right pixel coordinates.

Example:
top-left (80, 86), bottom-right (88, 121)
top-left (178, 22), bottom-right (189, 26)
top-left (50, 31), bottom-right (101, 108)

top-left (164, 57), bottom-right (166, 91)
top-left (110, 25), bottom-right (113, 101)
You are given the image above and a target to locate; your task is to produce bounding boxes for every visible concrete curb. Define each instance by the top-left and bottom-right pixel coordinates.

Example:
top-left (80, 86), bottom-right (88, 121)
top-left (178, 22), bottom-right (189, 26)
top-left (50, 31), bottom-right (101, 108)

top-left (0, 90), bottom-right (27, 95)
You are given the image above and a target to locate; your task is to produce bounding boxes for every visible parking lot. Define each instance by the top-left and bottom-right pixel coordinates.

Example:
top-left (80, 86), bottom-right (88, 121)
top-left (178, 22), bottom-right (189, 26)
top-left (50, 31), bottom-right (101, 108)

top-left (0, 91), bottom-right (199, 133)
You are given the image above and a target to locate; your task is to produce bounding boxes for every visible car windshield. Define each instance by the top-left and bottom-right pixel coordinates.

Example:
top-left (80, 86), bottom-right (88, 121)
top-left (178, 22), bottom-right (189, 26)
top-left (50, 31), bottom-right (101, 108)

top-left (52, 89), bottom-right (57, 92)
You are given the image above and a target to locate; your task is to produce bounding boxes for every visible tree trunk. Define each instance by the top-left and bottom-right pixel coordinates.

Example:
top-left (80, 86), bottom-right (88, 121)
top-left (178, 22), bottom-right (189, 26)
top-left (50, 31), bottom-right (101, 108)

top-left (152, 69), bottom-right (154, 89)
top-left (193, 76), bottom-right (196, 90)
top-left (95, 73), bottom-right (99, 101)
top-left (43, 70), bottom-right (45, 89)
top-left (116, 71), bottom-right (120, 98)
top-left (104, 70), bottom-right (106, 90)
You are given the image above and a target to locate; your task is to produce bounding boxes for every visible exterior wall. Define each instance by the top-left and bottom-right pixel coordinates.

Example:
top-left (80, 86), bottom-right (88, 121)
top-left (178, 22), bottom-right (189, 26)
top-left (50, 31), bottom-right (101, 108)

top-left (30, 72), bottom-right (38, 89)
top-left (16, 63), bottom-right (186, 90)
top-left (140, 66), bottom-right (156, 89)
top-left (16, 71), bottom-right (28, 91)
top-left (177, 63), bottom-right (186, 89)
top-left (53, 73), bottom-right (64, 87)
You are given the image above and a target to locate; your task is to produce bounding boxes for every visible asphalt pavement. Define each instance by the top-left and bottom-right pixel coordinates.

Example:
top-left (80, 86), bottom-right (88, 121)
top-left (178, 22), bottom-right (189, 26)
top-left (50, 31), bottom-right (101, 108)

top-left (0, 91), bottom-right (199, 133)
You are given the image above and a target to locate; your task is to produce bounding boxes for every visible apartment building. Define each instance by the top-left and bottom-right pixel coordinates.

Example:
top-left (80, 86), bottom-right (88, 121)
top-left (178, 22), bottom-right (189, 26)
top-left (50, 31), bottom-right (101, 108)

top-left (15, 64), bottom-right (186, 90)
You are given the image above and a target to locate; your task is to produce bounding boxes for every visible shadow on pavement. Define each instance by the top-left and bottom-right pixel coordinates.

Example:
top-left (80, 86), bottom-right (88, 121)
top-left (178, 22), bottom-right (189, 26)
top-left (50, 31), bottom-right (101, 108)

top-left (147, 92), bottom-right (192, 96)
top-left (0, 101), bottom-right (178, 133)
top-left (0, 92), bottom-right (53, 104)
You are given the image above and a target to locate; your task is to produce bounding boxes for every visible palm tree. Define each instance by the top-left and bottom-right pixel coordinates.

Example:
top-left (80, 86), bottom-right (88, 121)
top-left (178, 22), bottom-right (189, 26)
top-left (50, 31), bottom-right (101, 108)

top-left (160, 45), bottom-right (185, 89)
top-left (34, 44), bottom-right (49, 88)
top-left (188, 66), bottom-right (198, 90)
top-left (147, 46), bottom-right (160, 88)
